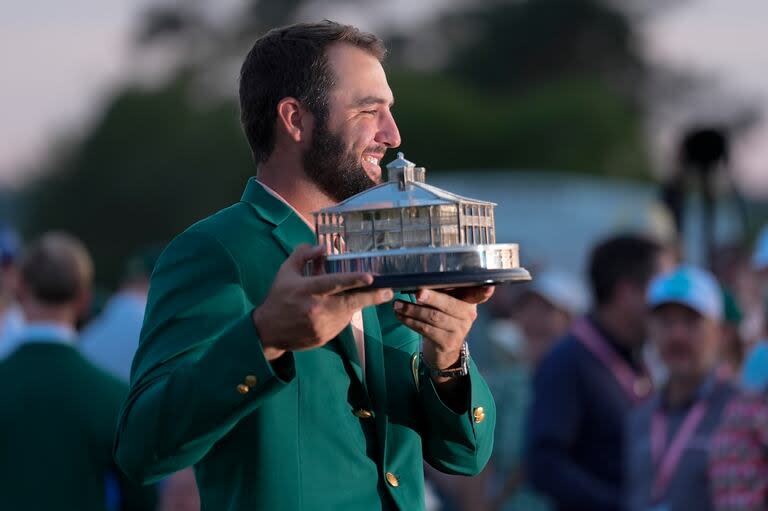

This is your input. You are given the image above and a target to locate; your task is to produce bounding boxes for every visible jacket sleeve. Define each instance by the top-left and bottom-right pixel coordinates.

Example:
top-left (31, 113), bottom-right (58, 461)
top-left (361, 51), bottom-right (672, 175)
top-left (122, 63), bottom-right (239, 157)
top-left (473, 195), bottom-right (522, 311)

top-left (114, 230), bottom-right (295, 483)
top-left (419, 356), bottom-right (497, 476)
top-left (524, 346), bottom-right (621, 511)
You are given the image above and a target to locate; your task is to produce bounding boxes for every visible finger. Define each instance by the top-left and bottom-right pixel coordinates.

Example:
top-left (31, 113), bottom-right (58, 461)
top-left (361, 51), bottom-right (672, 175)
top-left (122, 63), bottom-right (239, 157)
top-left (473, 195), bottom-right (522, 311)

top-left (305, 272), bottom-right (374, 295)
top-left (414, 289), bottom-right (475, 319)
top-left (393, 300), bottom-right (456, 333)
top-left (445, 285), bottom-right (496, 304)
top-left (338, 288), bottom-right (394, 311)
top-left (395, 314), bottom-right (448, 343)
top-left (286, 244), bottom-right (326, 271)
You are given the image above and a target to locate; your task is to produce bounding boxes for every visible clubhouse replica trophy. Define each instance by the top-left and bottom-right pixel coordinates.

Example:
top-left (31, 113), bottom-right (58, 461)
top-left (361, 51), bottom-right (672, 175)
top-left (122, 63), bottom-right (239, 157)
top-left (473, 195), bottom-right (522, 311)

top-left (308, 152), bottom-right (531, 290)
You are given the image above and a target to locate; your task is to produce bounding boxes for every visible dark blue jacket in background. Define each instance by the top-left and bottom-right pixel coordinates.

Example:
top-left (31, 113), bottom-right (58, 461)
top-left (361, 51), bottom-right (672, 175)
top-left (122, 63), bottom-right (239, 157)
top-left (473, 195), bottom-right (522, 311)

top-left (524, 317), bottom-right (642, 511)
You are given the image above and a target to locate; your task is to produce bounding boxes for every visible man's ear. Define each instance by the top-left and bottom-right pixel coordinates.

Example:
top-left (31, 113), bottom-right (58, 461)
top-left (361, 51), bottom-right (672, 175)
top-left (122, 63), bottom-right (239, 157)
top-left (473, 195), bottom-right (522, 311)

top-left (74, 287), bottom-right (92, 324)
top-left (276, 97), bottom-right (312, 144)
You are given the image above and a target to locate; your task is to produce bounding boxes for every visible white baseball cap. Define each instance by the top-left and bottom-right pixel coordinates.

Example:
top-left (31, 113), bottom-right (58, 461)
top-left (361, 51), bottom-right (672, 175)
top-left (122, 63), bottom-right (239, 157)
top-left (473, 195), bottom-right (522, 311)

top-left (647, 265), bottom-right (723, 321)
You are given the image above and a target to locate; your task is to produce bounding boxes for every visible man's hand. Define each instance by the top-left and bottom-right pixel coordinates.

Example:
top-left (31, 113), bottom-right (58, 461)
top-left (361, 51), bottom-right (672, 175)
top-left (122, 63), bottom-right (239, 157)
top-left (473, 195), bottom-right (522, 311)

top-left (252, 244), bottom-right (393, 360)
top-left (393, 286), bottom-right (494, 382)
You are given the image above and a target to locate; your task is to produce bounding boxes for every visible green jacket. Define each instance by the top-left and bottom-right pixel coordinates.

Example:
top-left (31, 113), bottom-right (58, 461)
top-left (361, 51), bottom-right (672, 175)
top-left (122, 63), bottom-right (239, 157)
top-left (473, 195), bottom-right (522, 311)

top-left (0, 341), bottom-right (156, 511)
top-left (115, 178), bottom-right (496, 510)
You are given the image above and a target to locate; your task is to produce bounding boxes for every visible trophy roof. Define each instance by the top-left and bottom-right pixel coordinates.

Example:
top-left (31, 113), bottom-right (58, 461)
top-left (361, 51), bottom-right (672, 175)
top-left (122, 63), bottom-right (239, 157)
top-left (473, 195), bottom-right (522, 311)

top-left (317, 179), bottom-right (496, 215)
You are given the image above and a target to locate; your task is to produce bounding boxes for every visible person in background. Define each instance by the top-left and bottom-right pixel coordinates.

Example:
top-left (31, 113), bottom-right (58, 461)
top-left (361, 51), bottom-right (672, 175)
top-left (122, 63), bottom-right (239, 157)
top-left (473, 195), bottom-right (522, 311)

top-left (0, 232), bottom-right (156, 510)
top-left (717, 289), bottom-right (745, 381)
top-left (741, 226), bottom-right (768, 392)
top-left (625, 265), bottom-right (736, 511)
top-left (709, 386), bottom-right (768, 511)
top-left (525, 234), bottom-right (670, 511)
top-left (486, 270), bottom-right (587, 511)
top-left (80, 246), bottom-right (161, 382)
top-left (0, 224), bottom-right (23, 356)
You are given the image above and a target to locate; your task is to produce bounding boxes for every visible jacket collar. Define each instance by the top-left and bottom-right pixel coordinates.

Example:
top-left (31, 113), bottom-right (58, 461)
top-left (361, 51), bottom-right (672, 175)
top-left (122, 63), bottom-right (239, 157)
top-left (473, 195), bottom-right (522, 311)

top-left (240, 178), bottom-right (316, 255)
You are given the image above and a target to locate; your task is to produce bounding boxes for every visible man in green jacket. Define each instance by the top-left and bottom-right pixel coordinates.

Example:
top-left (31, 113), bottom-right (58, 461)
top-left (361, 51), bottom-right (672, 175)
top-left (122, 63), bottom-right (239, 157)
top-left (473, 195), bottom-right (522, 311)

top-left (115, 20), bottom-right (496, 510)
top-left (0, 233), bottom-right (156, 511)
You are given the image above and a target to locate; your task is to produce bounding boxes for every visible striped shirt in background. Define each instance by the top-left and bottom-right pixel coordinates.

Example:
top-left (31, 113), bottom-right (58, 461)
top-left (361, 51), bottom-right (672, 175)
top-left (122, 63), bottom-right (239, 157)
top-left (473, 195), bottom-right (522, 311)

top-left (709, 391), bottom-right (768, 511)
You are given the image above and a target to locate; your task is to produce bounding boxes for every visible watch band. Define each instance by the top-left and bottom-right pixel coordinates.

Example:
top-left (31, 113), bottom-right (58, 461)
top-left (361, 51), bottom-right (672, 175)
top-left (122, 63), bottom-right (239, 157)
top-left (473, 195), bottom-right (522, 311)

top-left (420, 342), bottom-right (469, 379)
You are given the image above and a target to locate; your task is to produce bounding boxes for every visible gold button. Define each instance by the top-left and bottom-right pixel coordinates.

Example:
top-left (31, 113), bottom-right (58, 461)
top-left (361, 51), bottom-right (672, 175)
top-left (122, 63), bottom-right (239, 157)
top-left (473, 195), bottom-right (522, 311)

top-left (236, 383), bottom-right (250, 395)
top-left (354, 408), bottom-right (373, 419)
top-left (473, 406), bottom-right (485, 424)
top-left (385, 472), bottom-right (399, 488)
top-left (245, 375), bottom-right (258, 388)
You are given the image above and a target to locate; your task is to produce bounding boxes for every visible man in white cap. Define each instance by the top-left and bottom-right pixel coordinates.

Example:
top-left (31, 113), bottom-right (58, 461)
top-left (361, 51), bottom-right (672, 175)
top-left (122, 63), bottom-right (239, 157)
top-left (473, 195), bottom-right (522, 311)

top-left (625, 265), bottom-right (736, 511)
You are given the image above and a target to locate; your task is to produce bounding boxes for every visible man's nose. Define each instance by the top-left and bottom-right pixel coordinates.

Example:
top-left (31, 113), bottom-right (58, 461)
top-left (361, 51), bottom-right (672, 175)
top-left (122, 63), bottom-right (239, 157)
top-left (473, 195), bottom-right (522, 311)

top-left (376, 110), bottom-right (401, 148)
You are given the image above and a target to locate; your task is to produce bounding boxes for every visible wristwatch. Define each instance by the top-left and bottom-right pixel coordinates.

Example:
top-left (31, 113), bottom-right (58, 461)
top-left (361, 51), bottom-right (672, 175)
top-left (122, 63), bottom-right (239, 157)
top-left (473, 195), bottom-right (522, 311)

top-left (420, 342), bottom-right (469, 379)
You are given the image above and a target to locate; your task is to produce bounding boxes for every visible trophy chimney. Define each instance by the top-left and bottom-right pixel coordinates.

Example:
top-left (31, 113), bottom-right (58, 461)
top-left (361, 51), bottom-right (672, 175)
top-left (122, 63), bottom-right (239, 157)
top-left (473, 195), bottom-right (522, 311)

top-left (385, 152), bottom-right (425, 190)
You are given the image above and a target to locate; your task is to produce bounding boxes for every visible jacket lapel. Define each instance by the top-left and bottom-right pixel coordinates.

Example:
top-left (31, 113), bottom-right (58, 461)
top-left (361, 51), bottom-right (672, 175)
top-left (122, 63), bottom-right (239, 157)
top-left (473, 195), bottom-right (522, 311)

top-left (239, 177), bottom-right (316, 255)
top-left (337, 327), bottom-right (365, 387)
top-left (363, 307), bottom-right (389, 456)
top-left (240, 178), bottom-right (367, 388)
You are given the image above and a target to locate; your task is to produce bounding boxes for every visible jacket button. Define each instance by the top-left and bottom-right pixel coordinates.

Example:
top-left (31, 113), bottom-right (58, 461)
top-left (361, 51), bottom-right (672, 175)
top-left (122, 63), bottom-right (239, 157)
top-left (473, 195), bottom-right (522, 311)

top-left (236, 383), bottom-right (250, 395)
top-left (473, 406), bottom-right (485, 424)
top-left (385, 472), bottom-right (399, 488)
top-left (244, 375), bottom-right (258, 388)
top-left (353, 408), bottom-right (373, 419)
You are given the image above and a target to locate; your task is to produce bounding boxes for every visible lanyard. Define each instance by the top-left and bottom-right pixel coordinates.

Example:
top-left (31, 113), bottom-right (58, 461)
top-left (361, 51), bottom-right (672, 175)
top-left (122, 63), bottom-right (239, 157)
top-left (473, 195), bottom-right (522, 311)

top-left (650, 400), bottom-right (708, 503)
top-left (572, 318), bottom-right (653, 403)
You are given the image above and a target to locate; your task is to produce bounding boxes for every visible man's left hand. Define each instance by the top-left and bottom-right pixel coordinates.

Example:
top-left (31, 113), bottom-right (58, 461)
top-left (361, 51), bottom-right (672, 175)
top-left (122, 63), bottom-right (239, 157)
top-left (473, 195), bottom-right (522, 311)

top-left (393, 286), bottom-right (494, 379)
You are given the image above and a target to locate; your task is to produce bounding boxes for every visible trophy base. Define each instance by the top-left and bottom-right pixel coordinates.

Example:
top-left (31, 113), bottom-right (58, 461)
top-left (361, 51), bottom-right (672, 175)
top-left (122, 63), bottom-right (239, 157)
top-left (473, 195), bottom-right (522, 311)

top-left (306, 244), bottom-right (532, 292)
top-left (368, 267), bottom-right (531, 292)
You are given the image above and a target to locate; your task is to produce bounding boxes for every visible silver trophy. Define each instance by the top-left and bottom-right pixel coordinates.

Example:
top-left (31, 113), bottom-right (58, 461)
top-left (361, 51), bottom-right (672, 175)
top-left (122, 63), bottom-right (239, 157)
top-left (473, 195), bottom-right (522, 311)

top-left (308, 152), bottom-right (531, 290)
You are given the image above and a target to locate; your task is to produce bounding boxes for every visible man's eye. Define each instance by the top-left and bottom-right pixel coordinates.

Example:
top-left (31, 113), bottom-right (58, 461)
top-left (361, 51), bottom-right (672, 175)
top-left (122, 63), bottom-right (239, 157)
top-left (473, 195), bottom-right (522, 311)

top-left (362, 110), bottom-right (377, 116)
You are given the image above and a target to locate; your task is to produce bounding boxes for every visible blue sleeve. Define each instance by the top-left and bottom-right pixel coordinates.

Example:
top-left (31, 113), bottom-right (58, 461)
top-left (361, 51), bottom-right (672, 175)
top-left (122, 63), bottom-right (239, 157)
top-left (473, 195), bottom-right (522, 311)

top-left (524, 343), bottom-right (621, 511)
top-left (741, 342), bottom-right (768, 392)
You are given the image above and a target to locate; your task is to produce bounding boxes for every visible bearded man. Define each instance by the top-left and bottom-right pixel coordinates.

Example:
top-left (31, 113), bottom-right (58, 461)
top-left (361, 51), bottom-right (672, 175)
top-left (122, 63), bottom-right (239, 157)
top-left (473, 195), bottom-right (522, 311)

top-left (114, 20), bottom-right (496, 511)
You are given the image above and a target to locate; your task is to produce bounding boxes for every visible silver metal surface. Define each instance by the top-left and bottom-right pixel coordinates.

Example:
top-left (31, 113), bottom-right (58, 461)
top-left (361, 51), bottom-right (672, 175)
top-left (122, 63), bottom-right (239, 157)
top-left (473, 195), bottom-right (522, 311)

top-left (307, 243), bottom-right (524, 275)
top-left (307, 152), bottom-right (531, 288)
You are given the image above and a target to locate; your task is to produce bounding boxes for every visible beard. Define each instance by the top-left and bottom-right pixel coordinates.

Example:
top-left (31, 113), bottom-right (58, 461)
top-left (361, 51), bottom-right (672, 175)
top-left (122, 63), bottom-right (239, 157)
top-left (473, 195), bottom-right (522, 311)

top-left (302, 122), bottom-right (377, 203)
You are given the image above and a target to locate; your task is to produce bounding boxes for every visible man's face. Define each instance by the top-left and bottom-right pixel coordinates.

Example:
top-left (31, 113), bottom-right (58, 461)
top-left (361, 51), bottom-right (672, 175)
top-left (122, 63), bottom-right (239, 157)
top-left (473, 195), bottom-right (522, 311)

top-left (303, 43), bottom-right (401, 202)
top-left (622, 252), bottom-right (675, 346)
top-left (650, 303), bottom-right (721, 381)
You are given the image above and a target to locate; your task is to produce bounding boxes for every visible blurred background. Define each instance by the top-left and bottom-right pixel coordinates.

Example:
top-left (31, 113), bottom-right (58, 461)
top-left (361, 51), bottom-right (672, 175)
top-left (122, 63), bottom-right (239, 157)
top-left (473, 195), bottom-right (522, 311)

top-left (4, 2), bottom-right (768, 511)
top-left (2, 0), bottom-right (767, 288)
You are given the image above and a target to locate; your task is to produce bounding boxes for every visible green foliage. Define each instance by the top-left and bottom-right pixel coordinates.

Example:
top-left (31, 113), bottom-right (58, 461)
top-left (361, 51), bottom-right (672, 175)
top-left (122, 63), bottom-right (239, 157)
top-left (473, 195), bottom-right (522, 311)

top-left (389, 71), bottom-right (649, 176)
top-left (441, 0), bottom-right (642, 91)
top-left (21, 77), bottom-right (253, 286)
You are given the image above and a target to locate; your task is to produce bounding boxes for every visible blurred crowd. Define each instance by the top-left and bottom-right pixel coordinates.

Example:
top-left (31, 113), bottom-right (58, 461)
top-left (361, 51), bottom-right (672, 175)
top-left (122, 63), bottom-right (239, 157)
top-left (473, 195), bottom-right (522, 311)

top-left (1, 223), bottom-right (768, 511)
top-left (428, 228), bottom-right (768, 511)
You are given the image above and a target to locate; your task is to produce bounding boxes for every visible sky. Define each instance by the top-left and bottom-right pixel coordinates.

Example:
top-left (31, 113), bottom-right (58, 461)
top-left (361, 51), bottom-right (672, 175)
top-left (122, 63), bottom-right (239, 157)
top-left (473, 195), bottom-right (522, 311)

top-left (2, 0), bottom-right (767, 194)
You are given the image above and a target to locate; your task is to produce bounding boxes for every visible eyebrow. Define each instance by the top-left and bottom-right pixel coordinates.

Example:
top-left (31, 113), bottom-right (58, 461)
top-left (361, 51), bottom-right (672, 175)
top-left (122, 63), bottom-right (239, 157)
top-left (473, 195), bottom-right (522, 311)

top-left (352, 96), bottom-right (394, 108)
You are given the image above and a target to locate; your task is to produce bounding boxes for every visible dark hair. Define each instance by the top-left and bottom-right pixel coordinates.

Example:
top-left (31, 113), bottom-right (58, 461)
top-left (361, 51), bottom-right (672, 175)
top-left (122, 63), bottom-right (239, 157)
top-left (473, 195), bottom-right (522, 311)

top-left (20, 232), bottom-right (93, 305)
top-left (588, 234), bottom-right (662, 306)
top-left (239, 20), bottom-right (386, 163)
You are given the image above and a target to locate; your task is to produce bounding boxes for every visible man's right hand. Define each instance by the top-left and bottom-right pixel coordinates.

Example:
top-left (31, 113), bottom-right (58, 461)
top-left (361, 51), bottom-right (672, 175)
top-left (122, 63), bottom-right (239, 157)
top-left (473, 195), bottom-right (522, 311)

top-left (252, 244), bottom-right (393, 360)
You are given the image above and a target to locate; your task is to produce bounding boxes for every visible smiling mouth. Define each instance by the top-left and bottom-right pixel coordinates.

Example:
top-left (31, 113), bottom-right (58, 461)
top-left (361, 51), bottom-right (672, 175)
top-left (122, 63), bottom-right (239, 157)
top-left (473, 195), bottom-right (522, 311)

top-left (363, 155), bottom-right (380, 166)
